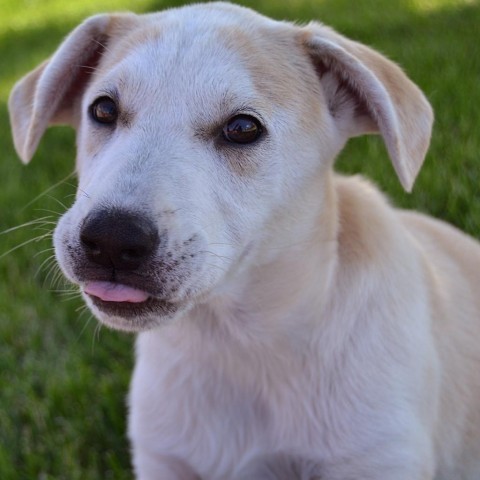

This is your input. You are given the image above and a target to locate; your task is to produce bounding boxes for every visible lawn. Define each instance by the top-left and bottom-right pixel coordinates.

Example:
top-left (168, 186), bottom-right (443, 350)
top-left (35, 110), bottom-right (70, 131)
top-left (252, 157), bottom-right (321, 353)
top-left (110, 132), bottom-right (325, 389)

top-left (0, 0), bottom-right (479, 478)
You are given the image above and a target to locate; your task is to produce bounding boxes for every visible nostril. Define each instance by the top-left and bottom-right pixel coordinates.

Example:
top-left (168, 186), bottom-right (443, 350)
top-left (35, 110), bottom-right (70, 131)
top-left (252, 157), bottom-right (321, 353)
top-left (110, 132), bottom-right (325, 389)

top-left (120, 248), bottom-right (147, 262)
top-left (122, 249), bottom-right (137, 259)
top-left (79, 208), bottom-right (159, 270)
top-left (80, 236), bottom-right (101, 255)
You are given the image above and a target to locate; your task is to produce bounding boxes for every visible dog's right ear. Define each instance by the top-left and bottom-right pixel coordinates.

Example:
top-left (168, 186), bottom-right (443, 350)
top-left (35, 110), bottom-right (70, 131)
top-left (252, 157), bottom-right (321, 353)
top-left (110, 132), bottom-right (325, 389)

top-left (8, 13), bottom-right (138, 164)
top-left (298, 24), bottom-right (433, 192)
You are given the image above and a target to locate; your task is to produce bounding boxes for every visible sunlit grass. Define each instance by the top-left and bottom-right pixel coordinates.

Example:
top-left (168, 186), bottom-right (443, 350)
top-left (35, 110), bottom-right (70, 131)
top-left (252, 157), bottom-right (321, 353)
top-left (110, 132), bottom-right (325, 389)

top-left (1, 0), bottom-right (154, 33)
top-left (409, 0), bottom-right (476, 12)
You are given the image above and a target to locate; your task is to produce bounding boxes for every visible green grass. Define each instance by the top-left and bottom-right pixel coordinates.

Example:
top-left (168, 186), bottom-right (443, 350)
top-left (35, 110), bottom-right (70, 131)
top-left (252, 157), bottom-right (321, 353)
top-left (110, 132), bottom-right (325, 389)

top-left (0, 0), bottom-right (479, 478)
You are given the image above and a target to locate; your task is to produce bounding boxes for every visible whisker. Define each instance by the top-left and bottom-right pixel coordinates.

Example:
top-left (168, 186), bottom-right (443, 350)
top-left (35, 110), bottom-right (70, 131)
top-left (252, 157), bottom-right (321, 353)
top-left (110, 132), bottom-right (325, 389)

top-left (42, 259), bottom-right (67, 289)
top-left (58, 291), bottom-right (83, 301)
top-left (32, 228), bottom-right (54, 236)
top-left (0, 216), bottom-right (54, 236)
top-left (0, 233), bottom-right (51, 260)
top-left (51, 284), bottom-right (79, 294)
top-left (200, 250), bottom-right (233, 263)
top-left (74, 308), bottom-right (95, 344)
top-left (64, 182), bottom-right (78, 189)
top-left (33, 224), bottom-right (54, 234)
top-left (34, 208), bottom-right (64, 217)
top-left (46, 194), bottom-right (69, 211)
top-left (76, 304), bottom-right (89, 314)
top-left (76, 64), bottom-right (98, 72)
top-left (92, 322), bottom-right (103, 351)
top-left (34, 247), bottom-right (55, 259)
top-left (35, 254), bottom-right (57, 279)
top-left (22, 170), bottom-right (75, 211)
top-left (44, 269), bottom-right (60, 289)
top-left (77, 188), bottom-right (90, 199)
top-left (93, 39), bottom-right (113, 55)
top-left (49, 269), bottom-right (67, 290)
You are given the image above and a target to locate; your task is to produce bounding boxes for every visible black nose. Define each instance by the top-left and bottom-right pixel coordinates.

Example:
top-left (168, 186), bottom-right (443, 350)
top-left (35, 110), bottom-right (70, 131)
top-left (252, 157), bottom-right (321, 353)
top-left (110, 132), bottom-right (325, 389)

top-left (80, 209), bottom-right (159, 271)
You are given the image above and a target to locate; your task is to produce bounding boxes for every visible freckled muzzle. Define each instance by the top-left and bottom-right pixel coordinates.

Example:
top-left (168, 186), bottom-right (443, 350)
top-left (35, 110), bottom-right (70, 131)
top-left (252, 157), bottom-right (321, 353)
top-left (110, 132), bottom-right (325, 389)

top-left (63, 206), bottom-right (205, 326)
top-left (68, 208), bottom-right (190, 319)
top-left (77, 208), bottom-right (167, 316)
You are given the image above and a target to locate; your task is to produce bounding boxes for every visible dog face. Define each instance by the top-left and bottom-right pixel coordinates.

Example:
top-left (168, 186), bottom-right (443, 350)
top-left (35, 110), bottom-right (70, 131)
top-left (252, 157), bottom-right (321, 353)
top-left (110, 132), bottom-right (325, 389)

top-left (54, 6), bottom-right (339, 331)
top-left (8, 3), bottom-right (432, 331)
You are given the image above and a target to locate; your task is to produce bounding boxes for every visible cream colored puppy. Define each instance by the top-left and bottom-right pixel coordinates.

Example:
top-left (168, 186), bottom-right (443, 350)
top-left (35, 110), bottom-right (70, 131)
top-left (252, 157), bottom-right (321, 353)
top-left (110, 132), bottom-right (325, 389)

top-left (8, 3), bottom-right (480, 479)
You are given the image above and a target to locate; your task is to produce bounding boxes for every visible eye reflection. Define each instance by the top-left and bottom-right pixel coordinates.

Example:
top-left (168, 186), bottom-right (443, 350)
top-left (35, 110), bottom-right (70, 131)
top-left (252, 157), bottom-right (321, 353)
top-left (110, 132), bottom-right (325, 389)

top-left (222, 115), bottom-right (263, 144)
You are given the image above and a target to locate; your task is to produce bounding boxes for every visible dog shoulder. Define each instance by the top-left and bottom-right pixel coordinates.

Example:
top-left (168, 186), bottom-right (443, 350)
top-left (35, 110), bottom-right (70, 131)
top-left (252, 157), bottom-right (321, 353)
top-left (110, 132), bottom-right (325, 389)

top-left (400, 209), bottom-right (480, 311)
top-left (333, 174), bottom-right (404, 268)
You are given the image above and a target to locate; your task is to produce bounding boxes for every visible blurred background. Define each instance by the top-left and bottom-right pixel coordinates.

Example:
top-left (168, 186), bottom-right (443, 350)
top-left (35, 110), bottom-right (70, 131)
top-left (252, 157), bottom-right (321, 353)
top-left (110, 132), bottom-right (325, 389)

top-left (0, 0), bottom-right (479, 478)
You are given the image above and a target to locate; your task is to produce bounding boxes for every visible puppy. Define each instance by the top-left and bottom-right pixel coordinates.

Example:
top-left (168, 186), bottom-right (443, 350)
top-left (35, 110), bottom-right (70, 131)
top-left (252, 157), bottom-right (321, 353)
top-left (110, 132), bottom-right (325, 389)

top-left (9, 3), bottom-right (480, 479)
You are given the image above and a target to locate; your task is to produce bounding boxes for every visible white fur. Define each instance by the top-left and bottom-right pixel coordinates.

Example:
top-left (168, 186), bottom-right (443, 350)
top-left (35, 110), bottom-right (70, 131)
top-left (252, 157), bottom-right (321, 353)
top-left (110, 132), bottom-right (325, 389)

top-left (8, 3), bottom-right (480, 479)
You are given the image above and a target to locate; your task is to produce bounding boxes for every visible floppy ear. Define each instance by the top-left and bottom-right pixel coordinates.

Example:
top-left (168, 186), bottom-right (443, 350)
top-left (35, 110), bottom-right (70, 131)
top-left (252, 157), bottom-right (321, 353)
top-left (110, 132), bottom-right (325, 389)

top-left (8, 13), bottom-right (138, 164)
top-left (299, 24), bottom-right (433, 192)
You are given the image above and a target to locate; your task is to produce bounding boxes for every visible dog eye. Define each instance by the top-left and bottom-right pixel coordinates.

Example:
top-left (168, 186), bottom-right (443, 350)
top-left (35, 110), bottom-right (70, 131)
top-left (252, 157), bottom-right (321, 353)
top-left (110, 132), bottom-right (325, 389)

top-left (222, 115), bottom-right (263, 144)
top-left (90, 97), bottom-right (118, 125)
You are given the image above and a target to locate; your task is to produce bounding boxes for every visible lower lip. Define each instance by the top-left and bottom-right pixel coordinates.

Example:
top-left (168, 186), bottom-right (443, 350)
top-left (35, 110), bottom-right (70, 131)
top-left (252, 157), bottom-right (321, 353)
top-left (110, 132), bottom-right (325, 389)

top-left (87, 294), bottom-right (177, 319)
top-left (82, 281), bottom-right (178, 319)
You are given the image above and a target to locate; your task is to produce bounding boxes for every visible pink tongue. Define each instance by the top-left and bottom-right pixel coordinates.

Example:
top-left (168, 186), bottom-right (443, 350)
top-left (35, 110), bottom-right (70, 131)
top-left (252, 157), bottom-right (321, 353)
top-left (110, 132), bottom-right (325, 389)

top-left (84, 281), bottom-right (149, 303)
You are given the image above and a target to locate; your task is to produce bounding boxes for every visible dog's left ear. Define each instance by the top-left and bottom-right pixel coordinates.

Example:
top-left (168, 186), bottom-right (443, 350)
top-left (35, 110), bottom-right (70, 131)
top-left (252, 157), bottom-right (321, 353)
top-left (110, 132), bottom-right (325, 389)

top-left (299, 25), bottom-right (433, 192)
top-left (8, 13), bottom-right (138, 164)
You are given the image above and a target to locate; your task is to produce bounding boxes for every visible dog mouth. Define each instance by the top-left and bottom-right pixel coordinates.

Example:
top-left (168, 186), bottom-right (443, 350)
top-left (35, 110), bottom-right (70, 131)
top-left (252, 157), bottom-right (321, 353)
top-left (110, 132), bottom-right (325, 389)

top-left (83, 280), bottom-right (178, 319)
top-left (84, 281), bottom-right (151, 303)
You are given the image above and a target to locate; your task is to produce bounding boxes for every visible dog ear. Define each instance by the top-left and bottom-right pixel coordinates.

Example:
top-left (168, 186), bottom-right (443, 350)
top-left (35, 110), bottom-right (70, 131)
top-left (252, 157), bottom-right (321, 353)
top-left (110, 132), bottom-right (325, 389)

top-left (299, 25), bottom-right (433, 192)
top-left (8, 13), bottom-right (138, 164)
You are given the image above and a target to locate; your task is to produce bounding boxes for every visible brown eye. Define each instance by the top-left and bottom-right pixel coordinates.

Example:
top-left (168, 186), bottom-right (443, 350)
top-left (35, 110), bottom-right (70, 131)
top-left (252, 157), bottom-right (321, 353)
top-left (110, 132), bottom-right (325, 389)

top-left (222, 115), bottom-right (263, 144)
top-left (90, 97), bottom-right (118, 124)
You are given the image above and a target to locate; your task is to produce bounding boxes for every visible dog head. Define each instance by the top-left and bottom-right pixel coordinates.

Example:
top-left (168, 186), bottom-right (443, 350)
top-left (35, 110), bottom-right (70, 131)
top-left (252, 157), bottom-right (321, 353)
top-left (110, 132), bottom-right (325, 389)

top-left (9, 2), bottom-right (433, 331)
